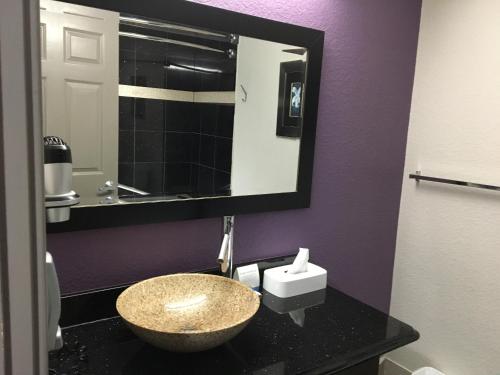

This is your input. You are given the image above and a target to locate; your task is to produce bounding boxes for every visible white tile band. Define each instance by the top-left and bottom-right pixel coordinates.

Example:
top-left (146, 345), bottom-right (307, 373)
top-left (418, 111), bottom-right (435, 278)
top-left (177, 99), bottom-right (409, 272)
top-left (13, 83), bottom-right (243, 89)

top-left (119, 84), bottom-right (235, 104)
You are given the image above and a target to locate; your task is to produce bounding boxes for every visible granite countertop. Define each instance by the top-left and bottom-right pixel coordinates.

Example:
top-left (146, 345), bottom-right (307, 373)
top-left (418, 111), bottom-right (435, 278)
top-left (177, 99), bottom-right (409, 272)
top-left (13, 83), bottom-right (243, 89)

top-left (49, 286), bottom-right (419, 375)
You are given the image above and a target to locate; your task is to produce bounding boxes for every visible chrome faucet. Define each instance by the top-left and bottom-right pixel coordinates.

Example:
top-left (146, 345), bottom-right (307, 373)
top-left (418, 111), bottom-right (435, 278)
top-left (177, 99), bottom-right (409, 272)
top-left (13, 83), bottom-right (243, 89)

top-left (217, 216), bottom-right (234, 278)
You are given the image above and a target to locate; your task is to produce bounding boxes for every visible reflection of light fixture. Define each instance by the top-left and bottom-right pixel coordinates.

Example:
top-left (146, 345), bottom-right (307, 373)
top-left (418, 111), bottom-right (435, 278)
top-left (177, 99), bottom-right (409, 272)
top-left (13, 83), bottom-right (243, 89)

top-left (165, 295), bottom-right (208, 310)
top-left (164, 63), bottom-right (223, 74)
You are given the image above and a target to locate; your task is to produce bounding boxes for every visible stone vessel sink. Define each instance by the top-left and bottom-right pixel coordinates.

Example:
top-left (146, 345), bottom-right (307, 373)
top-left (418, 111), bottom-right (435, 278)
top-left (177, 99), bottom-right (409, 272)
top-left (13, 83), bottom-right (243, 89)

top-left (116, 273), bottom-right (260, 352)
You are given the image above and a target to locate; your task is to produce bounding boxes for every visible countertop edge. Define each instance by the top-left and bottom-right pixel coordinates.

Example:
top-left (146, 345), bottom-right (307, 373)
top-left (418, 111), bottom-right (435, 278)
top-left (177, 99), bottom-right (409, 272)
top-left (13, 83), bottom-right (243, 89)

top-left (302, 329), bottom-right (420, 375)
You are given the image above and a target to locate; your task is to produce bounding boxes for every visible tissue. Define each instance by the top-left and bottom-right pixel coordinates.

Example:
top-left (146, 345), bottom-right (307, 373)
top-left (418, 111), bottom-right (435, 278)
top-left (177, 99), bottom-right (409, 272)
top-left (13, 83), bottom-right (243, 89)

top-left (288, 309), bottom-right (306, 327)
top-left (287, 248), bottom-right (309, 274)
top-left (233, 263), bottom-right (260, 290)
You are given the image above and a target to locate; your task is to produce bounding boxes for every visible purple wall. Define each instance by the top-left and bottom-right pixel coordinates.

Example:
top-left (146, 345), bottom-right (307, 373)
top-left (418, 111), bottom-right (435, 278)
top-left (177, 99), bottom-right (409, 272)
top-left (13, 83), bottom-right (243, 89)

top-left (47, 0), bottom-right (421, 313)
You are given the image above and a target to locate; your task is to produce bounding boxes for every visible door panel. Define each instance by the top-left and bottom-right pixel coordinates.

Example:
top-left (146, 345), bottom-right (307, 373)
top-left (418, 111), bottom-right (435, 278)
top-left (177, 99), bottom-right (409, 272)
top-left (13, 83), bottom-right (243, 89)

top-left (40, 0), bottom-right (119, 205)
top-left (64, 28), bottom-right (102, 64)
top-left (65, 80), bottom-right (103, 172)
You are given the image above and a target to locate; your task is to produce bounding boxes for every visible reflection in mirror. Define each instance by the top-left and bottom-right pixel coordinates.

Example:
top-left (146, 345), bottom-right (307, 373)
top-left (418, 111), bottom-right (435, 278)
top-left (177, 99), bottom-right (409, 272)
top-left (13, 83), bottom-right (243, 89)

top-left (40, 0), bottom-right (308, 206)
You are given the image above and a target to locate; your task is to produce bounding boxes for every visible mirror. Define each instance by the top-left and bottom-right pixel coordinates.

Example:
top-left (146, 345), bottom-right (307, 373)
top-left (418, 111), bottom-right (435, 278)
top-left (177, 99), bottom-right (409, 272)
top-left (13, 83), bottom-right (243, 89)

top-left (40, 0), bottom-right (309, 207)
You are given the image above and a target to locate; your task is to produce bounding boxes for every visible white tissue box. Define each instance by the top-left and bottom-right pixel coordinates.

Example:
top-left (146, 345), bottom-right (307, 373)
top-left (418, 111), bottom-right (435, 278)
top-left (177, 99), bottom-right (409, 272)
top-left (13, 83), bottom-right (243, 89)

top-left (263, 262), bottom-right (327, 298)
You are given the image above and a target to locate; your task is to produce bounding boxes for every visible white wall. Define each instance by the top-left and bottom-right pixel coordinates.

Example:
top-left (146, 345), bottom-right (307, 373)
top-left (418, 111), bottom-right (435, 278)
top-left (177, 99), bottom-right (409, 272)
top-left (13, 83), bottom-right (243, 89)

top-left (231, 36), bottom-right (303, 196)
top-left (388, 1), bottom-right (500, 374)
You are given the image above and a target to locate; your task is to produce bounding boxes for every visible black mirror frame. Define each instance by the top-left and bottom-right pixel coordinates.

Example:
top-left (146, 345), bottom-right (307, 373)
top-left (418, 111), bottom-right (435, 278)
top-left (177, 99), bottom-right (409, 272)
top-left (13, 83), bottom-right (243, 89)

top-left (47, 0), bottom-right (324, 233)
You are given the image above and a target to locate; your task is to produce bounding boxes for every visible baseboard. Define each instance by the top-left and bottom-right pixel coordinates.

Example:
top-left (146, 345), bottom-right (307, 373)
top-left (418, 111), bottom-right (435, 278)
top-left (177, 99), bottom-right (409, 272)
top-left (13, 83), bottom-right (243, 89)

top-left (379, 357), bottom-right (412, 375)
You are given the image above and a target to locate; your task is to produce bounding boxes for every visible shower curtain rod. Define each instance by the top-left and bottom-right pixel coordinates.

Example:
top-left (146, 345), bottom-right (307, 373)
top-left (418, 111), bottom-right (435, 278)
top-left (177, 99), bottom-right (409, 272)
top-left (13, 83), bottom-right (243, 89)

top-left (119, 31), bottom-right (226, 54)
top-left (409, 171), bottom-right (500, 192)
top-left (119, 15), bottom-right (235, 44)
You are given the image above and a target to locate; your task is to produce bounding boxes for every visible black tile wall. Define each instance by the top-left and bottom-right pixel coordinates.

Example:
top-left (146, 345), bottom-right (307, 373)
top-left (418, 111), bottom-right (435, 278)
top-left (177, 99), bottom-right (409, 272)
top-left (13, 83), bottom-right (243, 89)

top-left (119, 48), bottom-right (136, 86)
top-left (165, 133), bottom-right (197, 163)
top-left (118, 131), bottom-right (133, 163)
top-left (119, 35), bottom-right (135, 53)
top-left (118, 33), bottom-right (236, 197)
top-left (135, 61), bottom-right (165, 89)
top-left (190, 164), bottom-right (199, 193)
top-left (134, 162), bottom-right (164, 193)
top-left (165, 67), bottom-right (197, 91)
top-left (134, 39), bottom-right (168, 89)
top-left (164, 163), bottom-right (192, 194)
top-left (194, 48), bottom-right (236, 92)
top-left (165, 44), bottom-right (197, 91)
top-left (217, 105), bottom-right (235, 138)
top-left (199, 135), bottom-right (216, 168)
top-left (197, 165), bottom-right (214, 195)
top-left (199, 104), bottom-right (218, 135)
top-left (214, 137), bottom-right (233, 172)
top-left (164, 101), bottom-right (196, 132)
top-left (118, 98), bottom-right (234, 197)
top-left (118, 163), bottom-right (134, 187)
top-left (220, 73), bottom-right (237, 92)
top-left (135, 99), bottom-right (164, 131)
top-left (193, 102), bottom-right (234, 196)
top-left (119, 97), bottom-right (134, 130)
top-left (214, 170), bottom-right (231, 195)
top-left (135, 131), bottom-right (164, 163)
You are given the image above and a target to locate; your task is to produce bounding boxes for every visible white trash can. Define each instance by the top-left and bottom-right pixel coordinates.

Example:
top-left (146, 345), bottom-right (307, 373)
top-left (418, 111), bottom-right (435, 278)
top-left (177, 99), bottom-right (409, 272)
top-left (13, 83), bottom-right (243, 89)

top-left (413, 367), bottom-right (445, 375)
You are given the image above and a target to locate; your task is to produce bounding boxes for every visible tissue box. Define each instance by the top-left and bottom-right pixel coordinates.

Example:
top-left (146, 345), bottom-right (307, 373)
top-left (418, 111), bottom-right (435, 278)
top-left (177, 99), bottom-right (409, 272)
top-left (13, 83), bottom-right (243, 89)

top-left (263, 262), bottom-right (327, 298)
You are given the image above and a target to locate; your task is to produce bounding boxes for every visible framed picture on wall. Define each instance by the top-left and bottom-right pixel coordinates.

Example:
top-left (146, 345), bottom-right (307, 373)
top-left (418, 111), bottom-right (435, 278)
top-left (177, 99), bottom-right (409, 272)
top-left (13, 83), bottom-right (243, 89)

top-left (276, 60), bottom-right (306, 138)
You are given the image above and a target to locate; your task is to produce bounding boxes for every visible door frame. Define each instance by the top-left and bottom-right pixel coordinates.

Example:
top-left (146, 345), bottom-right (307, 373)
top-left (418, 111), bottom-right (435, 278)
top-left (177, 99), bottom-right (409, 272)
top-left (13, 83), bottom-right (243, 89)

top-left (0, 0), bottom-right (48, 374)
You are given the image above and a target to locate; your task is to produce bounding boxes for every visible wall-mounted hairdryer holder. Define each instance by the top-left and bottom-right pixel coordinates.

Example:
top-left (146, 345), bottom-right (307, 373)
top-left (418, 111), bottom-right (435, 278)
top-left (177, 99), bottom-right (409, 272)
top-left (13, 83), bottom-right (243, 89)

top-left (45, 191), bottom-right (80, 223)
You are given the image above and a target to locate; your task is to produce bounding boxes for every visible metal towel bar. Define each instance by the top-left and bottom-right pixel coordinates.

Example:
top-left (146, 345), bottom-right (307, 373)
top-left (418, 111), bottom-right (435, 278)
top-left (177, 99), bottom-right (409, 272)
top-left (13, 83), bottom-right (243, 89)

top-left (409, 171), bottom-right (500, 192)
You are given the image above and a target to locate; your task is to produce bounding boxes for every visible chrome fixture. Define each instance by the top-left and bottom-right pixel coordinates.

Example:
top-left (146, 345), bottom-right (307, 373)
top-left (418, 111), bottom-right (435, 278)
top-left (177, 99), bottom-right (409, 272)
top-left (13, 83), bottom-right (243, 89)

top-left (119, 15), bottom-right (237, 58)
top-left (97, 180), bottom-right (116, 195)
top-left (98, 180), bottom-right (150, 196)
top-left (44, 136), bottom-right (79, 223)
top-left (409, 170), bottom-right (500, 192)
top-left (118, 183), bottom-right (150, 196)
top-left (119, 31), bottom-right (226, 54)
top-left (217, 216), bottom-right (234, 278)
top-left (229, 33), bottom-right (239, 45)
top-left (119, 15), bottom-right (228, 39)
top-left (99, 196), bottom-right (116, 205)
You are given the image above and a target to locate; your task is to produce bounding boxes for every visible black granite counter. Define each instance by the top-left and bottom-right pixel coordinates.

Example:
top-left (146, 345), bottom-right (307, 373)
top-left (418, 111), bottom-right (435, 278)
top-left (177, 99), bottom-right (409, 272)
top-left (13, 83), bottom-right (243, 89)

top-left (49, 286), bottom-right (418, 375)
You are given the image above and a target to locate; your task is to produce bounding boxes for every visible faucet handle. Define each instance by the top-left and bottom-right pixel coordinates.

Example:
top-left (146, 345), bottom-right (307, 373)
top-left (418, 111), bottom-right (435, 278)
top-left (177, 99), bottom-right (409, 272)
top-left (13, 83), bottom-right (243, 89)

top-left (217, 234), bottom-right (230, 273)
top-left (219, 216), bottom-right (234, 278)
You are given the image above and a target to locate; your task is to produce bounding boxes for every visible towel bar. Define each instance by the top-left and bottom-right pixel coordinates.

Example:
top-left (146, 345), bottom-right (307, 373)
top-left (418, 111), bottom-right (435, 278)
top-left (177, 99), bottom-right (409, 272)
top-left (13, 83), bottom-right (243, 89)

top-left (409, 171), bottom-right (500, 192)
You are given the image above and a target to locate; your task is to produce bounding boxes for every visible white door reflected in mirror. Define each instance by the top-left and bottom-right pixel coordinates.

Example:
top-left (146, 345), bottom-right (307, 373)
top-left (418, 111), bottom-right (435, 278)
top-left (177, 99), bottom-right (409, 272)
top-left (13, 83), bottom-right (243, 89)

top-left (41, 0), bottom-right (119, 206)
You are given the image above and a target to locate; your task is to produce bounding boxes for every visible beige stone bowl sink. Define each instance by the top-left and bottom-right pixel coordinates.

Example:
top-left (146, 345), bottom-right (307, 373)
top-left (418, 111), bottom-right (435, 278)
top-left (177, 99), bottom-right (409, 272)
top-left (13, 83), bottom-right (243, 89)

top-left (116, 273), bottom-right (260, 352)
